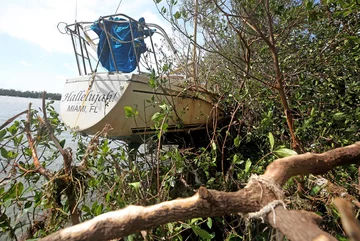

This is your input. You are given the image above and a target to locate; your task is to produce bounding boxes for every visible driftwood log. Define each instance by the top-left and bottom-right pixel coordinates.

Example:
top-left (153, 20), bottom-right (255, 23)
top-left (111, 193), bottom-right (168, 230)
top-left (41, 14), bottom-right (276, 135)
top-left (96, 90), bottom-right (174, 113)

top-left (39, 142), bottom-right (360, 241)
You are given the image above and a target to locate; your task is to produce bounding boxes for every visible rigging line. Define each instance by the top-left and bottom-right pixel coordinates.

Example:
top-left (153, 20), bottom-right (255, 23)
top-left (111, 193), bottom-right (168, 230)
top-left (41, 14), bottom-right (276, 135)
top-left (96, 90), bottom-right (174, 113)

top-left (115, 0), bottom-right (123, 14)
top-left (75, 0), bottom-right (78, 21)
top-left (73, 25), bottom-right (108, 128)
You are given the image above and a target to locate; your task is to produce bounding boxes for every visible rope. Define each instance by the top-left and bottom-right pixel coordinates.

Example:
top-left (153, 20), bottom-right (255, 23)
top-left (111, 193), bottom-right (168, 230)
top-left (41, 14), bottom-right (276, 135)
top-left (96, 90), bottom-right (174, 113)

top-left (73, 21), bottom-right (108, 128)
top-left (73, 73), bottom-right (96, 128)
top-left (115, 0), bottom-right (123, 14)
top-left (245, 174), bottom-right (284, 200)
top-left (244, 174), bottom-right (286, 226)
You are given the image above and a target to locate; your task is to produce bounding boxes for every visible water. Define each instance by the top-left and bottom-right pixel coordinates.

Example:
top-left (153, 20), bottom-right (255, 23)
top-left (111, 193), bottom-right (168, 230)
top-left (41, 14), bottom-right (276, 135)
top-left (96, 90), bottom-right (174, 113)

top-left (0, 95), bottom-right (55, 124)
top-left (0, 95), bottom-right (75, 170)
top-left (0, 95), bottom-right (73, 142)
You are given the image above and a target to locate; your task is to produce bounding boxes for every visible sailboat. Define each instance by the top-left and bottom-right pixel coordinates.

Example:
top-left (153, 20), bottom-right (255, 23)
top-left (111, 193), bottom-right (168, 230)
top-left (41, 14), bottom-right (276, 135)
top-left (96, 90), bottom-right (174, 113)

top-left (59, 13), bottom-right (222, 145)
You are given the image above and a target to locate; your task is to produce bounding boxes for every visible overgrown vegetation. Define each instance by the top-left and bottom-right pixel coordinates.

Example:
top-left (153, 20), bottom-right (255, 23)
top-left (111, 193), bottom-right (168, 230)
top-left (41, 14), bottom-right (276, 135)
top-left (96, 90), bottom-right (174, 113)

top-left (1, 0), bottom-right (359, 240)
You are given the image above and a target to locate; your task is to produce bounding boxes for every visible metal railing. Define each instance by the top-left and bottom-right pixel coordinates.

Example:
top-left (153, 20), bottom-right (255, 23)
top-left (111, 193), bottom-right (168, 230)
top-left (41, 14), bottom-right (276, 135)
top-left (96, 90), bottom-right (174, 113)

top-left (63, 13), bottom-right (177, 76)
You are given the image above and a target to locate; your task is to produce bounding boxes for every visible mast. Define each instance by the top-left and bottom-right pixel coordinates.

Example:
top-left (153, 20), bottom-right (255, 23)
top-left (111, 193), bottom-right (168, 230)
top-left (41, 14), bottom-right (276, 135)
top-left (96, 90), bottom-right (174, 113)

top-left (193, 0), bottom-right (198, 84)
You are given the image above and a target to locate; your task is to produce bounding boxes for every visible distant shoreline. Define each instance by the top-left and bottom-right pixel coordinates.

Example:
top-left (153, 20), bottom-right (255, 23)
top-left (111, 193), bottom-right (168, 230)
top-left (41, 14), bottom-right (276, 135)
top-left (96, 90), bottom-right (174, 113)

top-left (0, 88), bottom-right (61, 100)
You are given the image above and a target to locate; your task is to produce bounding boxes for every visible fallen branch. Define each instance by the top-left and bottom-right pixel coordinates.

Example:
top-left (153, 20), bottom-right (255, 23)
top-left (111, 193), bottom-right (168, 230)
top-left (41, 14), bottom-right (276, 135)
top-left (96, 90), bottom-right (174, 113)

top-left (334, 197), bottom-right (360, 241)
top-left (266, 142), bottom-right (360, 185)
top-left (39, 186), bottom-right (272, 241)
top-left (39, 142), bottom-right (360, 241)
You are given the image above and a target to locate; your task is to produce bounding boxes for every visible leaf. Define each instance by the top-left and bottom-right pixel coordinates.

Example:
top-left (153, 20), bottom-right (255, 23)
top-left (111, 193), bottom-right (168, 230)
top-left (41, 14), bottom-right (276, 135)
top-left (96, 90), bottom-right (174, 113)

top-left (0, 129), bottom-right (6, 141)
top-left (151, 112), bottom-right (162, 122)
top-left (106, 192), bottom-right (111, 203)
top-left (34, 191), bottom-right (42, 205)
top-left (207, 217), bottom-right (213, 229)
top-left (191, 218), bottom-right (202, 224)
top-left (3, 184), bottom-right (17, 201)
top-left (273, 148), bottom-right (298, 157)
top-left (211, 141), bottom-right (217, 151)
top-left (91, 201), bottom-right (99, 213)
top-left (95, 203), bottom-right (103, 216)
top-left (268, 132), bottom-right (274, 151)
top-left (82, 205), bottom-right (91, 214)
top-left (161, 6), bottom-right (167, 14)
top-left (181, 223), bottom-right (191, 229)
top-left (306, 0), bottom-right (314, 10)
top-left (232, 154), bottom-right (241, 165)
top-left (311, 185), bottom-right (322, 195)
top-left (192, 226), bottom-right (214, 240)
top-left (245, 159), bottom-right (252, 173)
top-left (174, 11), bottom-right (181, 19)
top-left (16, 182), bottom-right (24, 197)
top-left (129, 182), bottom-right (141, 192)
top-left (234, 135), bottom-right (240, 148)
top-left (1, 147), bottom-right (8, 158)
top-left (124, 106), bottom-right (138, 118)
top-left (161, 122), bottom-right (168, 132)
top-left (126, 234), bottom-right (134, 241)
top-left (333, 112), bottom-right (345, 121)
top-left (159, 103), bottom-right (169, 111)
top-left (59, 139), bottom-right (66, 148)
top-left (168, 222), bottom-right (174, 233)
top-left (8, 124), bottom-right (18, 136)
top-left (24, 201), bottom-right (32, 209)
top-left (310, 107), bottom-right (315, 117)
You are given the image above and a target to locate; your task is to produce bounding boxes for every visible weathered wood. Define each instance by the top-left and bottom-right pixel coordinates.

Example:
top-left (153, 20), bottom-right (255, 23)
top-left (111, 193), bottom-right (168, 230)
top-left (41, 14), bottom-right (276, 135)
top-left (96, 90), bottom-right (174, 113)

top-left (265, 142), bottom-right (360, 185)
top-left (39, 185), bottom-right (269, 241)
top-left (334, 197), bottom-right (360, 241)
top-left (39, 142), bottom-right (360, 241)
top-left (266, 207), bottom-right (337, 241)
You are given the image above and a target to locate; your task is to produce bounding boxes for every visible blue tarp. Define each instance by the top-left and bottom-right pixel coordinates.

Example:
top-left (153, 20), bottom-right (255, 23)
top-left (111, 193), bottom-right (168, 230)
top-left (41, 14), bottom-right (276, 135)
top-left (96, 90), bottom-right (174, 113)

top-left (91, 17), bottom-right (154, 73)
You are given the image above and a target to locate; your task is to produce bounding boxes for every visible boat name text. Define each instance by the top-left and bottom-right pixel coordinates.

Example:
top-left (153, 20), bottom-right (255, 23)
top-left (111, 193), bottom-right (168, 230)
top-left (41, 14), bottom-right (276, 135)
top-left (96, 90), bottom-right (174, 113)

top-left (62, 90), bottom-right (118, 104)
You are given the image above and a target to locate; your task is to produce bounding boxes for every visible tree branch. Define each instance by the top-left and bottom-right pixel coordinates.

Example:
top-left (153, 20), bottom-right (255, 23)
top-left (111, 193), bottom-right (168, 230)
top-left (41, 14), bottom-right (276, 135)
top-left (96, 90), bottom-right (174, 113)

top-left (42, 92), bottom-right (72, 174)
top-left (39, 185), bottom-right (273, 241)
top-left (265, 142), bottom-right (360, 185)
top-left (266, 207), bottom-right (336, 241)
top-left (334, 197), bottom-right (360, 241)
top-left (24, 103), bottom-right (53, 180)
top-left (39, 142), bottom-right (360, 241)
top-left (0, 109), bottom-right (27, 130)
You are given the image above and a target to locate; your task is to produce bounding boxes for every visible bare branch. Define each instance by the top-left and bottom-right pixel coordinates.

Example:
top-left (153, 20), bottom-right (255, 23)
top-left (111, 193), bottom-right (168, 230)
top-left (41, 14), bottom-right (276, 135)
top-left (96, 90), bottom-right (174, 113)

top-left (334, 197), bottom-right (360, 241)
top-left (265, 142), bottom-right (360, 185)
top-left (266, 207), bottom-right (337, 241)
top-left (41, 92), bottom-right (80, 225)
top-left (78, 124), bottom-right (112, 168)
top-left (41, 92), bottom-right (72, 174)
top-left (39, 186), bottom-right (272, 241)
top-left (39, 143), bottom-right (360, 241)
top-left (0, 110), bottom-right (27, 130)
top-left (24, 103), bottom-right (53, 180)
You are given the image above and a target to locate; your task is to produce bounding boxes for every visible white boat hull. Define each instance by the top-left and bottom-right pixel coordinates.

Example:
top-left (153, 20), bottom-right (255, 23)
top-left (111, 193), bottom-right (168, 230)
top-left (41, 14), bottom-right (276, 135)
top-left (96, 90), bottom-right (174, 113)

top-left (60, 73), bottom-right (219, 142)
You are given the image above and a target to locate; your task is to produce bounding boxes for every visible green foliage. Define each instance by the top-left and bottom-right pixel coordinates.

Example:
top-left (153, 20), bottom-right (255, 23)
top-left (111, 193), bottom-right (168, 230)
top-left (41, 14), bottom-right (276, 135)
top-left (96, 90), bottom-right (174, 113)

top-left (1, 0), bottom-right (359, 239)
top-left (155, 0), bottom-right (360, 238)
top-left (124, 106), bottom-right (139, 118)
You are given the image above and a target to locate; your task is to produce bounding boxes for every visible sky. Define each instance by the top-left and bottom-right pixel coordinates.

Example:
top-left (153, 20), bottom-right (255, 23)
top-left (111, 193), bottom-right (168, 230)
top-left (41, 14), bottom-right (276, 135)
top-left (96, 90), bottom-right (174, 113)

top-left (0, 0), bottom-right (168, 93)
